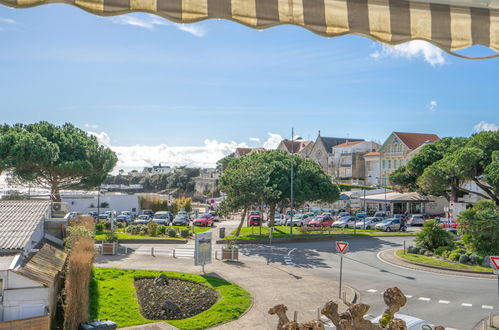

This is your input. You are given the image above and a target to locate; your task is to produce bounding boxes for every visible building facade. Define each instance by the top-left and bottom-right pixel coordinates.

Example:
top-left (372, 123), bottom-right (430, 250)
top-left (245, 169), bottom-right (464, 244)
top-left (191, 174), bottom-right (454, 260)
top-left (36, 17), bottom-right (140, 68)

top-left (329, 141), bottom-right (380, 183)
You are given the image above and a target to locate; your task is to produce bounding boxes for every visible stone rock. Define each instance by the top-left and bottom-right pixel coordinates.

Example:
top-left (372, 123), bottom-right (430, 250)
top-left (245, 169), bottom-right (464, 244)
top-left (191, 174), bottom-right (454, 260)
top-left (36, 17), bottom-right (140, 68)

top-left (155, 274), bottom-right (169, 286)
top-left (482, 256), bottom-right (491, 267)
top-left (162, 300), bottom-right (179, 312)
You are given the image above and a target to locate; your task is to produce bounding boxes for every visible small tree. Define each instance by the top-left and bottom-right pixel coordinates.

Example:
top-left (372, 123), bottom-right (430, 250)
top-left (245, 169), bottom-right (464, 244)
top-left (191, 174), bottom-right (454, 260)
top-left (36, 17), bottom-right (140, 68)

top-left (415, 220), bottom-right (454, 251)
top-left (458, 200), bottom-right (499, 255)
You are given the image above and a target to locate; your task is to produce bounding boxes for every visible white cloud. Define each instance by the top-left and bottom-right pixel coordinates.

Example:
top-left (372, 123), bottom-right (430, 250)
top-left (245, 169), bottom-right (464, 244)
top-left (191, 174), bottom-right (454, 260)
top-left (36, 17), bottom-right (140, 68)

top-left (370, 40), bottom-right (446, 66)
top-left (88, 131), bottom-right (111, 147)
top-left (84, 123), bottom-right (99, 129)
top-left (0, 18), bottom-right (15, 24)
top-left (473, 121), bottom-right (498, 132)
top-left (109, 14), bottom-right (206, 37)
top-left (262, 133), bottom-right (283, 150)
top-left (249, 137), bottom-right (260, 142)
top-left (429, 100), bottom-right (438, 112)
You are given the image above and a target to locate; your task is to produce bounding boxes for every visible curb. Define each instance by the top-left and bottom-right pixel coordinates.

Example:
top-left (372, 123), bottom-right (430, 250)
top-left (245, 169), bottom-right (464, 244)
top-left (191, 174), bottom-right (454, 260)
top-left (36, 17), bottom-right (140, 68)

top-left (217, 234), bottom-right (415, 245)
top-left (382, 249), bottom-right (495, 277)
top-left (95, 239), bottom-right (188, 244)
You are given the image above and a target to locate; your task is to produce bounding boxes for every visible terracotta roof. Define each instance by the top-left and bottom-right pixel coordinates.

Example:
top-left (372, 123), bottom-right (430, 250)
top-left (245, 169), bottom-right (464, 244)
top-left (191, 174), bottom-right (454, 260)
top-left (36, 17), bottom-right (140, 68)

top-left (280, 139), bottom-right (312, 153)
top-left (319, 137), bottom-right (364, 152)
top-left (364, 151), bottom-right (380, 156)
top-left (333, 141), bottom-right (363, 148)
top-left (0, 200), bottom-right (51, 251)
top-left (15, 243), bottom-right (67, 287)
top-left (394, 132), bottom-right (439, 150)
top-left (235, 148), bottom-right (253, 156)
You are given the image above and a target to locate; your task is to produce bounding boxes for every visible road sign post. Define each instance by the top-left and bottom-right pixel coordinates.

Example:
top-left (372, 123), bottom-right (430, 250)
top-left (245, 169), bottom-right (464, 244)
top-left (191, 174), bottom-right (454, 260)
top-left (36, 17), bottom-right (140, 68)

top-left (336, 241), bottom-right (349, 299)
top-left (489, 256), bottom-right (499, 304)
top-left (195, 232), bottom-right (212, 273)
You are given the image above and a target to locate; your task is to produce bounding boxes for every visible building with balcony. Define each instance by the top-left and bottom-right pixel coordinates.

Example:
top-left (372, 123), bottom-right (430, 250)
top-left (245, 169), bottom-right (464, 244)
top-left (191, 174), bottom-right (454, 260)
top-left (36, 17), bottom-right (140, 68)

top-left (328, 141), bottom-right (380, 183)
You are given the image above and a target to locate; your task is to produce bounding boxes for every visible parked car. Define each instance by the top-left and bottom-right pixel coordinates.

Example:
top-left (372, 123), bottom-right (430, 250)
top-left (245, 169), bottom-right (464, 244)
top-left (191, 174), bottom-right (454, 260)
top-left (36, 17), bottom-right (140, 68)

top-left (116, 214), bottom-right (132, 224)
top-left (177, 211), bottom-right (190, 220)
top-left (321, 212), bottom-right (332, 218)
top-left (408, 214), bottom-right (425, 226)
top-left (307, 216), bottom-right (334, 227)
top-left (375, 218), bottom-right (403, 232)
top-left (337, 212), bottom-right (350, 219)
top-left (393, 214), bottom-right (407, 221)
top-left (286, 214), bottom-right (309, 227)
top-left (355, 212), bottom-right (367, 219)
top-left (87, 211), bottom-right (98, 220)
top-left (134, 214), bottom-right (150, 224)
top-left (193, 213), bottom-right (215, 227)
top-left (249, 210), bottom-right (260, 217)
top-left (248, 215), bottom-right (262, 226)
top-left (172, 214), bottom-right (190, 226)
top-left (355, 217), bottom-right (385, 230)
top-left (437, 217), bottom-right (458, 229)
top-left (332, 216), bottom-right (357, 228)
top-left (374, 211), bottom-right (388, 218)
top-left (140, 209), bottom-right (154, 218)
top-left (152, 211), bottom-right (173, 225)
top-left (269, 213), bottom-right (285, 226)
top-left (370, 313), bottom-right (432, 330)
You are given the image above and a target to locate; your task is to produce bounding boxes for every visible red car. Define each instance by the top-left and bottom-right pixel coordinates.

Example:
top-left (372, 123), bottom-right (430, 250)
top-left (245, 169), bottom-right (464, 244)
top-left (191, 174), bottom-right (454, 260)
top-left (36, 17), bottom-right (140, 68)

top-left (438, 218), bottom-right (458, 229)
top-left (248, 215), bottom-right (262, 226)
top-left (307, 216), bottom-right (334, 227)
top-left (193, 213), bottom-right (214, 227)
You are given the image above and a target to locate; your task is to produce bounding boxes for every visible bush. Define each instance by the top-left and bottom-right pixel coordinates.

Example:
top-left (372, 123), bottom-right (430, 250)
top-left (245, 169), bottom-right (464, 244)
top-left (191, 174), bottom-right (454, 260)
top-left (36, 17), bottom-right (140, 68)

top-left (104, 221), bottom-right (112, 230)
top-left (116, 222), bottom-right (125, 229)
top-left (126, 224), bottom-right (147, 235)
top-left (411, 247), bottom-right (421, 254)
top-left (448, 251), bottom-right (461, 261)
top-left (406, 246), bottom-right (414, 254)
top-left (433, 246), bottom-right (450, 256)
top-left (180, 228), bottom-right (191, 238)
top-left (95, 222), bottom-right (105, 232)
top-left (469, 254), bottom-right (481, 265)
top-left (424, 251), bottom-right (433, 256)
top-left (419, 248), bottom-right (428, 255)
top-left (168, 228), bottom-right (177, 238)
top-left (148, 222), bottom-right (158, 236)
top-left (158, 225), bottom-right (167, 235)
top-left (459, 254), bottom-right (470, 264)
top-left (415, 220), bottom-right (454, 251)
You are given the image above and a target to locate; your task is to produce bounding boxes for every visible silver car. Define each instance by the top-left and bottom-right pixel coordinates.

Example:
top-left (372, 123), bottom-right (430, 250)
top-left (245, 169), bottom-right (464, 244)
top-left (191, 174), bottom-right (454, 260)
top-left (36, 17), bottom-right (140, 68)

top-left (408, 214), bottom-right (425, 226)
top-left (285, 214), bottom-right (308, 227)
top-left (375, 218), bottom-right (402, 232)
top-left (355, 217), bottom-right (384, 230)
top-left (269, 213), bottom-right (284, 226)
top-left (332, 216), bottom-right (357, 228)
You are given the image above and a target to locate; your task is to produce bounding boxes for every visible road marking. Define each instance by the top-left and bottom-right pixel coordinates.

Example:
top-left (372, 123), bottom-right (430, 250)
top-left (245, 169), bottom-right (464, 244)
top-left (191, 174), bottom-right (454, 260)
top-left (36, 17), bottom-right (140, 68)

top-left (404, 295), bottom-right (413, 298)
top-left (461, 303), bottom-right (472, 307)
top-left (418, 297), bottom-right (431, 301)
top-left (438, 300), bottom-right (450, 304)
top-left (446, 328), bottom-right (459, 330)
top-left (366, 289), bottom-right (378, 293)
top-left (482, 305), bottom-right (494, 309)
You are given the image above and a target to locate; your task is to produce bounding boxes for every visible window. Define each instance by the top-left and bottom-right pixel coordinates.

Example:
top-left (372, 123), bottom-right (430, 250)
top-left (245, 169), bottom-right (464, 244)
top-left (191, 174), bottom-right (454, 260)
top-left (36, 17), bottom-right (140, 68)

top-left (394, 160), bottom-right (398, 168)
top-left (382, 160), bottom-right (385, 169)
top-left (388, 160), bottom-right (391, 168)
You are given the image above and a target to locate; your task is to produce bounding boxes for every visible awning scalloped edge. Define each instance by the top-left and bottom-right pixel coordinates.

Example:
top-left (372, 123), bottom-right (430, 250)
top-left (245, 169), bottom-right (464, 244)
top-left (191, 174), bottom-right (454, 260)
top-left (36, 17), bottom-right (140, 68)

top-left (2, 0), bottom-right (499, 59)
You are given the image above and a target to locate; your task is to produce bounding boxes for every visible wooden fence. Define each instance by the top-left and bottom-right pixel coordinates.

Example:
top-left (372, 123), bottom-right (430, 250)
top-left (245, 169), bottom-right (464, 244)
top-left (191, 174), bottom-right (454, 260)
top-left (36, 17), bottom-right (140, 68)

top-left (0, 315), bottom-right (50, 330)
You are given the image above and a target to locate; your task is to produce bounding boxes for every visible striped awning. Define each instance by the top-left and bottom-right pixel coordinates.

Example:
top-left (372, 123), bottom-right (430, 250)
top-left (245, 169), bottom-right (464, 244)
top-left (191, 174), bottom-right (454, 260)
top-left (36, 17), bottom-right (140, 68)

top-left (2, 0), bottom-right (499, 57)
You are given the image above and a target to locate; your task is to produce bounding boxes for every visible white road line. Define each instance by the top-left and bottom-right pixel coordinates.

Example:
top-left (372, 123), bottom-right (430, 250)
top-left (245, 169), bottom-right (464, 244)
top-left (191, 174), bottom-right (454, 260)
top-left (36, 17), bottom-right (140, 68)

top-left (461, 303), bottom-right (472, 307)
top-left (404, 295), bottom-right (413, 298)
top-left (482, 305), bottom-right (494, 309)
top-left (418, 297), bottom-right (431, 301)
top-left (446, 328), bottom-right (459, 330)
top-left (366, 289), bottom-right (378, 293)
top-left (438, 300), bottom-right (450, 304)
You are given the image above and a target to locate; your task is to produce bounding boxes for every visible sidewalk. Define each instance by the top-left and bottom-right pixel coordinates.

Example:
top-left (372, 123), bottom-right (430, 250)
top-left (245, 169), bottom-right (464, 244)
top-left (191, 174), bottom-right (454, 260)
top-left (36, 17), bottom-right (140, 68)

top-left (473, 314), bottom-right (499, 330)
top-left (95, 252), bottom-right (355, 329)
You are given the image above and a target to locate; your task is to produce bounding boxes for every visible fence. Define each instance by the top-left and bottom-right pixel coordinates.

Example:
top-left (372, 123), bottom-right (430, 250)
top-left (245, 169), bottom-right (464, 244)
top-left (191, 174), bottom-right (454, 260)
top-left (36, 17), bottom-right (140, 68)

top-left (0, 315), bottom-right (50, 330)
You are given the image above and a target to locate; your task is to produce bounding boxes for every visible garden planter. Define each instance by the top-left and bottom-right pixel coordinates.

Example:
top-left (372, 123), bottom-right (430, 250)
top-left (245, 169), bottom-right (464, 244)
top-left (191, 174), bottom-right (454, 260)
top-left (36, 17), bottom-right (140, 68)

top-left (102, 242), bottom-right (117, 255)
top-left (221, 248), bottom-right (239, 261)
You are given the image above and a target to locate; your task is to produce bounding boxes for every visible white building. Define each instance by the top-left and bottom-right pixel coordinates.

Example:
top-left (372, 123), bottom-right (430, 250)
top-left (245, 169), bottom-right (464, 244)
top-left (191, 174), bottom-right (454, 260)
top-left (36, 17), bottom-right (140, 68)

top-left (142, 163), bottom-right (175, 175)
top-left (0, 201), bottom-right (67, 325)
top-left (62, 192), bottom-right (140, 214)
top-left (363, 151), bottom-right (381, 186)
top-left (329, 141), bottom-right (380, 183)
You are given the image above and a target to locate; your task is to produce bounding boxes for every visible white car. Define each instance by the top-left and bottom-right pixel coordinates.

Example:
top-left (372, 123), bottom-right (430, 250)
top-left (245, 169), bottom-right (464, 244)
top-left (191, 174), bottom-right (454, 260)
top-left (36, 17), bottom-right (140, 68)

top-left (332, 216), bottom-right (357, 228)
top-left (269, 213), bottom-right (285, 226)
top-left (409, 214), bottom-right (425, 226)
top-left (152, 211), bottom-right (172, 225)
top-left (370, 313), bottom-right (432, 330)
top-left (285, 214), bottom-right (308, 227)
top-left (355, 217), bottom-right (385, 230)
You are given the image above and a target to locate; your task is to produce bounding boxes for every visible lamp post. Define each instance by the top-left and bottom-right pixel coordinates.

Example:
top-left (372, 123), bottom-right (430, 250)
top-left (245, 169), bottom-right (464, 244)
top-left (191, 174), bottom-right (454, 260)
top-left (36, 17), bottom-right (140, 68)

top-left (290, 127), bottom-right (294, 236)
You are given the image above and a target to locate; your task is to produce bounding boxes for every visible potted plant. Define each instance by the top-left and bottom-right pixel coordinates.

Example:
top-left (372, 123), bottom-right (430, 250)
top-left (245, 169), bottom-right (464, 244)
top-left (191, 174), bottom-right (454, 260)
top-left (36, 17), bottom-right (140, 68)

top-left (221, 238), bottom-right (239, 261)
top-left (102, 232), bottom-right (118, 255)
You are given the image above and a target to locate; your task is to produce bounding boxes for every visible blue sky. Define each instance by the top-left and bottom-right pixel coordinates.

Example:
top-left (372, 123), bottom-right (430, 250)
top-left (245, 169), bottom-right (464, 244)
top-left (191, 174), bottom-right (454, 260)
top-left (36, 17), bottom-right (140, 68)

top-left (0, 4), bottom-right (497, 169)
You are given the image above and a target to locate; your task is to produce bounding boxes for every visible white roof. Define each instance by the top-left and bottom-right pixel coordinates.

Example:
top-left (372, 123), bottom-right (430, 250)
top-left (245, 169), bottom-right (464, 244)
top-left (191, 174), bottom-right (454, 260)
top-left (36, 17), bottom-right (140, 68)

top-left (0, 200), bottom-right (51, 251)
top-left (0, 255), bottom-right (17, 271)
top-left (360, 192), bottom-right (433, 203)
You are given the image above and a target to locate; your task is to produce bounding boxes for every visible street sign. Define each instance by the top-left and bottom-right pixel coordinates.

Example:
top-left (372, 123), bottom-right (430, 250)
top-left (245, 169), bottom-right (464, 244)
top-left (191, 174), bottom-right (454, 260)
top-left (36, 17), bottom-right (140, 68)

top-left (194, 232), bottom-right (212, 267)
top-left (490, 256), bottom-right (499, 273)
top-left (336, 241), bottom-right (349, 254)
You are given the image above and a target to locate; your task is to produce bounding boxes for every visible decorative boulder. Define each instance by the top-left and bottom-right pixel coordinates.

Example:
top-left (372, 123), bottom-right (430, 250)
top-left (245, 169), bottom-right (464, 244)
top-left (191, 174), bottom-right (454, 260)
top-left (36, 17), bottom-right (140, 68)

top-left (155, 274), bottom-right (169, 286)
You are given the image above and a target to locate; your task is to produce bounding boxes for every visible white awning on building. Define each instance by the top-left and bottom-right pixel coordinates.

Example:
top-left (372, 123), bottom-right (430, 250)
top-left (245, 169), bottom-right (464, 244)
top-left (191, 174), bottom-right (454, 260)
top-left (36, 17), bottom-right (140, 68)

top-left (360, 191), bottom-right (433, 203)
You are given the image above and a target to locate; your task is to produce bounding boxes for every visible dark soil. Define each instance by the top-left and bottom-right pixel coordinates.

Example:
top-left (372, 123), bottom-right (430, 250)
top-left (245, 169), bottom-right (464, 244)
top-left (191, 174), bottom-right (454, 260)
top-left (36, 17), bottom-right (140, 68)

top-left (134, 275), bottom-right (218, 320)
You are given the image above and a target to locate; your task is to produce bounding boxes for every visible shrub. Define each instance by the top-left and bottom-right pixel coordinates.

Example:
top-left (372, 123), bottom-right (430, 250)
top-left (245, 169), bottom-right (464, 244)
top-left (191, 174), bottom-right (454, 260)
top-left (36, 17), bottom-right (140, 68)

top-left (459, 254), bottom-right (470, 264)
top-left (406, 246), bottom-right (414, 254)
top-left (419, 248), bottom-right (428, 255)
top-left (411, 247), bottom-right (420, 254)
top-left (448, 251), bottom-right (461, 261)
top-left (168, 228), bottom-right (177, 238)
top-left (424, 251), bottom-right (433, 256)
top-left (139, 226), bottom-right (147, 235)
top-left (105, 232), bottom-right (117, 242)
top-left (158, 225), bottom-right (167, 235)
top-left (95, 222), bottom-right (105, 232)
top-left (415, 220), bottom-right (454, 251)
top-left (469, 254), bottom-right (481, 265)
top-left (433, 246), bottom-right (450, 256)
top-left (148, 222), bottom-right (158, 236)
top-left (116, 221), bottom-right (125, 229)
top-left (180, 228), bottom-right (191, 238)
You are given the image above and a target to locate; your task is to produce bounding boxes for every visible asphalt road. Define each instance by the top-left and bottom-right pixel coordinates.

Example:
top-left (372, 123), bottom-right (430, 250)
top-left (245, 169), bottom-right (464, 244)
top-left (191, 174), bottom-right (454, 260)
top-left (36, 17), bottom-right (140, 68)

top-left (120, 236), bottom-right (497, 330)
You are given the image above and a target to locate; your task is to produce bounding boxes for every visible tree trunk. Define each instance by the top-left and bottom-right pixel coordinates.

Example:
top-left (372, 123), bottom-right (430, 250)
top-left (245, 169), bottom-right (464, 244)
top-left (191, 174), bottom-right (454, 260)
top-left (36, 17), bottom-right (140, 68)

top-left (235, 208), bottom-right (248, 237)
top-left (269, 203), bottom-right (276, 227)
top-left (472, 178), bottom-right (499, 205)
top-left (51, 181), bottom-right (61, 202)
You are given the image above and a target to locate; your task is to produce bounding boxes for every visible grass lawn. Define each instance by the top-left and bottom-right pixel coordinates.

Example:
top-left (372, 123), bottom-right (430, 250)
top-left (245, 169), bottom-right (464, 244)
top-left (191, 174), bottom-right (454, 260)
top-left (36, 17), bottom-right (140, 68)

top-left (395, 249), bottom-right (493, 273)
top-left (95, 232), bottom-right (186, 240)
top-left (89, 267), bottom-right (252, 329)
top-left (171, 226), bottom-right (211, 233)
top-left (225, 226), bottom-right (415, 240)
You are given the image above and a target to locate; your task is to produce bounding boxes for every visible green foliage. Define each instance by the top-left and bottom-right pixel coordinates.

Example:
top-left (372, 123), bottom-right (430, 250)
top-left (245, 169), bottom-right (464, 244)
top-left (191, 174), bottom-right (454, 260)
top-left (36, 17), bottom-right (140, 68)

top-left (337, 183), bottom-right (376, 191)
top-left (459, 254), bottom-right (469, 264)
top-left (105, 232), bottom-right (118, 242)
top-left (168, 228), bottom-right (177, 237)
top-left (116, 222), bottom-right (124, 229)
top-left (458, 200), bottom-right (499, 255)
top-left (147, 222), bottom-right (158, 236)
top-left (180, 228), bottom-right (191, 238)
top-left (433, 246), bottom-right (451, 256)
top-left (0, 122), bottom-right (117, 201)
top-left (95, 222), bottom-right (105, 232)
top-left (448, 251), bottom-right (461, 261)
top-left (89, 267), bottom-right (251, 329)
top-left (415, 221), bottom-right (454, 251)
top-left (65, 225), bottom-right (95, 249)
top-left (157, 225), bottom-right (167, 235)
top-left (396, 249), bottom-right (492, 272)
